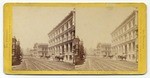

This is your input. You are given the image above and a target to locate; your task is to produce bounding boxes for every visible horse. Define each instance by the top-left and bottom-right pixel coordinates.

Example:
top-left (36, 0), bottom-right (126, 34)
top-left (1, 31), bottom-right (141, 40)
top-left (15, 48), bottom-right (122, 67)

top-left (40, 55), bottom-right (43, 58)
top-left (103, 55), bottom-right (107, 58)
top-left (45, 55), bottom-right (51, 59)
top-left (108, 55), bottom-right (114, 59)
top-left (118, 54), bottom-right (127, 60)
top-left (55, 55), bottom-right (64, 61)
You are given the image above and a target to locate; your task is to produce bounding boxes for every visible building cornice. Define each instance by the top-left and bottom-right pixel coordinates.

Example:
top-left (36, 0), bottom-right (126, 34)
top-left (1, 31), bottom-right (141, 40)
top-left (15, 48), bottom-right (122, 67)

top-left (48, 11), bottom-right (75, 36)
top-left (111, 10), bottom-right (138, 35)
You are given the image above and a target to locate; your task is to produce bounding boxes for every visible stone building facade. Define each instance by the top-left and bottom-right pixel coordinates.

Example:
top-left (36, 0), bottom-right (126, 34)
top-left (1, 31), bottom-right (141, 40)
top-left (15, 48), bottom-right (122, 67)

top-left (48, 11), bottom-right (76, 63)
top-left (33, 43), bottom-right (48, 58)
top-left (12, 36), bottom-right (22, 65)
top-left (96, 43), bottom-right (111, 58)
top-left (111, 10), bottom-right (138, 62)
top-left (12, 36), bottom-right (17, 57)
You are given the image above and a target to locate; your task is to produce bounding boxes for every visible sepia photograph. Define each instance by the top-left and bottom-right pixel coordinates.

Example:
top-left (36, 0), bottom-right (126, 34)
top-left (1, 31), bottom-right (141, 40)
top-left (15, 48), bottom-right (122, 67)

top-left (11, 6), bottom-right (138, 71)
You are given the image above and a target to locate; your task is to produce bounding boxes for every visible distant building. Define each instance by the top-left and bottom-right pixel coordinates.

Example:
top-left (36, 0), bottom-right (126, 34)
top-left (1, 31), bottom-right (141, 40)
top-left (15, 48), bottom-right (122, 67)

top-left (30, 49), bottom-right (37, 57)
top-left (86, 48), bottom-right (95, 56)
top-left (33, 43), bottom-right (48, 58)
top-left (96, 43), bottom-right (111, 58)
top-left (12, 36), bottom-right (22, 65)
top-left (12, 37), bottom-right (17, 57)
top-left (111, 10), bottom-right (138, 62)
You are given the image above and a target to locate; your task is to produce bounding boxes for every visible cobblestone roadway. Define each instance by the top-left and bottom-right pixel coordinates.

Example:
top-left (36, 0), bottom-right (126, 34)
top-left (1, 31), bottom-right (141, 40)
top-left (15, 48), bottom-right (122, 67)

top-left (12, 56), bottom-right (75, 71)
top-left (75, 56), bottom-right (138, 71)
top-left (13, 56), bottom-right (137, 71)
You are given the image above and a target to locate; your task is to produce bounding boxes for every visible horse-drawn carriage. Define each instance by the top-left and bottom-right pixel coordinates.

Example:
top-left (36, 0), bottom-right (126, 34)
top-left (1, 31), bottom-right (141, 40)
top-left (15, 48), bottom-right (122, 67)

top-left (45, 38), bottom-right (85, 65)
top-left (44, 53), bottom-right (64, 61)
top-left (55, 54), bottom-right (64, 61)
top-left (117, 53), bottom-right (127, 60)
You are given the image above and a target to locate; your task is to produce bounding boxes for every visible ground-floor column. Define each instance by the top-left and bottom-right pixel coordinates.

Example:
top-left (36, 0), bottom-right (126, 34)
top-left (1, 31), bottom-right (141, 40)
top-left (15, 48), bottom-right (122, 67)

top-left (135, 39), bottom-right (138, 62)
top-left (56, 46), bottom-right (58, 56)
top-left (53, 47), bottom-right (54, 55)
top-left (120, 45), bottom-right (121, 54)
top-left (68, 43), bottom-right (70, 53)
top-left (126, 43), bottom-right (130, 60)
top-left (115, 46), bottom-right (117, 55)
top-left (64, 44), bottom-right (67, 61)
top-left (123, 45), bottom-right (125, 54)
top-left (60, 45), bottom-right (62, 54)
top-left (131, 42), bottom-right (133, 53)
top-left (133, 41), bottom-right (137, 62)
top-left (118, 46), bottom-right (120, 56)
top-left (54, 47), bottom-right (56, 56)
top-left (68, 43), bottom-right (73, 62)
top-left (121, 45), bottom-right (123, 54)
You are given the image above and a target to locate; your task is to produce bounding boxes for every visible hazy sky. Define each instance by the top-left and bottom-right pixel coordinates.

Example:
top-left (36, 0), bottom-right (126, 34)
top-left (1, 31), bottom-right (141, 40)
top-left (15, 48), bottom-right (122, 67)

top-left (76, 7), bottom-right (136, 49)
top-left (13, 6), bottom-right (136, 52)
top-left (13, 7), bottom-right (73, 52)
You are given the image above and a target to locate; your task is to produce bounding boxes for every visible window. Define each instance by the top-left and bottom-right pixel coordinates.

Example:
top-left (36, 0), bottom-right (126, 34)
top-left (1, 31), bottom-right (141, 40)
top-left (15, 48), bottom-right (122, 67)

top-left (62, 26), bottom-right (64, 32)
top-left (132, 54), bottom-right (135, 59)
top-left (132, 19), bottom-right (135, 26)
top-left (60, 29), bottom-right (62, 33)
top-left (69, 55), bottom-right (72, 60)
top-left (58, 29), bottom-right (60, 34)
top-left (66, 44), bottom-right (68, 52)
top-left (13, 45), bottom-right (15, 49)
top-left (66, 55), bottom-right (68, 60)
top-left (70, 43), bottom-right (72, 52)
top-left (68, 22), bottom-right (70, 28)
top-left (129, 43), bottom-right (131, 51)
top-left (62, 35), bottom-right (64, 41)
top-left (133, 42), bottom-right (135, 51)
top-left (66, 23), bottom-right (68, 29)
top-left (66, 33), bottom-right (68, 38)
top-left (129, 22), bottom-right (131, 28)
top-left (129, 55), bottom-right (131, 59)
top-left (125, 26), bottom-right (127, 31)
top-left (125, 34), bottom-right (127, 40)
top-left (70, 19), bottom-right (72, 26)
top-left (129, 32), bottom-right (131, 39)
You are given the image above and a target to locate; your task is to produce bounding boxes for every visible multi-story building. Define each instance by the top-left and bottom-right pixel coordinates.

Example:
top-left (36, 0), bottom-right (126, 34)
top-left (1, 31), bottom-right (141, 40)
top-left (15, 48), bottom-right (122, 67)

top-left (12, 36), bottom-right (22, 65)
top-left (29, 49), bottom-right (37, 57)
top-left (12, 36), bottom-right (17, 57)
top-left (33, 43), bottom-right (48, 58)
top-left (111, 10), bottom-right (138, 62)
top-left (48, 11), bottom-right (76, 63)
top-left (96, 43), bottom-right (111, 58)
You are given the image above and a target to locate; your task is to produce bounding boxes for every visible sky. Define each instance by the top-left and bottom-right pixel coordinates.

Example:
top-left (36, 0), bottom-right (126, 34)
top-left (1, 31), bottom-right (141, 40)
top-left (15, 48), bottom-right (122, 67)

top-left (13, 6), bottom-right (136, 53)
top-left (76, 7), bottom-right (136, 49)
top-left (13, 6), bottom-right (73, 52)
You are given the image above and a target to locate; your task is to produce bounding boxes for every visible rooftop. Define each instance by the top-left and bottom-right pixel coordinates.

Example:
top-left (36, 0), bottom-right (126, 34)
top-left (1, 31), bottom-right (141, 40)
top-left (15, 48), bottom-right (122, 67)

top-left (48, 11), bottom-right (75, 35)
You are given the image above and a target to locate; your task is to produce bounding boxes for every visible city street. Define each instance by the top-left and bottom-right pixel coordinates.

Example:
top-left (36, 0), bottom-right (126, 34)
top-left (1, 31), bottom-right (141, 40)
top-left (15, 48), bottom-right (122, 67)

top-left (13, 56), bottom-right (138, 71)
top-left (12, 56), bottom-right (75, 71)
top-left (75, 56), bottom-right (138, 71)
